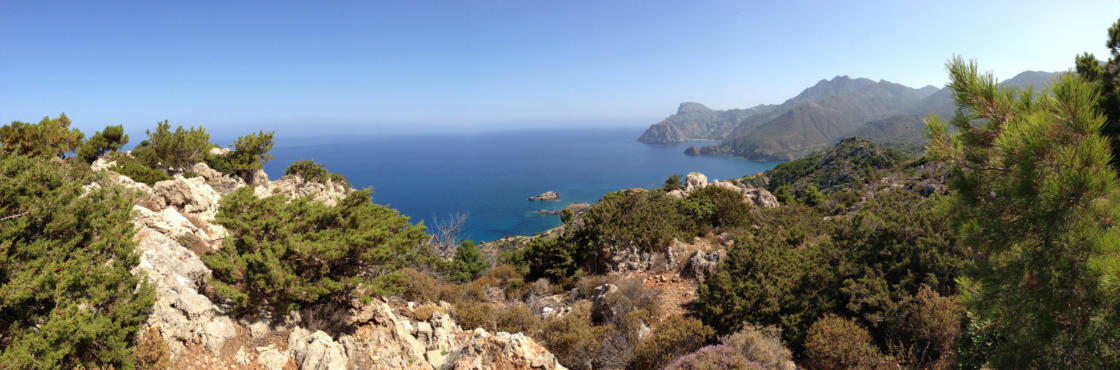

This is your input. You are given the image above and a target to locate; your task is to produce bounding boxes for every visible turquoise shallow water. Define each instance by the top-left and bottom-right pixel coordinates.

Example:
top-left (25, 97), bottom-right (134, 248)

top-left (263, 127), bottom-right (779, 242)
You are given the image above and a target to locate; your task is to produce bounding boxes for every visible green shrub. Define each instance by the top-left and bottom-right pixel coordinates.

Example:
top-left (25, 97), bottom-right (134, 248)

top-left (112, 155), bottom-right (172, 185)
top-left (202, 187), bottom-right (429, 313)
top-left (772, 184), bottom-right (794, 204)
top-left (630, 315), bottom-right (716, 370)
top-left (521, 237), bottom-right (586, 283)
top-left (132, 120), bottom-right (211, 172)
top-left (573, 190), bottom-right (694, 256)
top-left (795, 184), bottom-right (823, 206)
top-left (683, 186), bottom-right (755, 230)
top-left (804, 314), bottom-right (892, 369)
top-left (0, 154), bottom-right (155, 368)
top-left (77, 124), bottom-right (128, 163)
top-left (220, 131), bottom-right (274, 181)
top-left (0, 114), bottom-right (84, 158)
top-left (662, 174), bottom-right (685, 191)
top-left (449, 240), bottom-right (490, 283)
top-left (285, 159), bottom-right (349, 185)
top-left (699, 191), bottom-right (962, 356)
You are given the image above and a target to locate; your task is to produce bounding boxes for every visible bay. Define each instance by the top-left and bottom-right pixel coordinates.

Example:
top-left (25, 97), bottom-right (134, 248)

top-left (263, 127), bottom-right (779, 242)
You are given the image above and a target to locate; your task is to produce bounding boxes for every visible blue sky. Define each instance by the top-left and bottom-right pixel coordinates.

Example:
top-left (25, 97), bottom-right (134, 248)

top-left (1, 0), bottom-right (1118, 139)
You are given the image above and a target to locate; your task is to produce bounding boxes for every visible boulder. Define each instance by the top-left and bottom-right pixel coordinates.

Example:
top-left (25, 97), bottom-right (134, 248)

top-left (190, 162), bottom-right (246, 194)
top-left (256, 345), bottom-right (292, 370)
top-left (91, 157), bottom-right (116, 171)
top-left (149, 175), bottom-right (222, 221)
top-left (744, 186), bottom-right (780, 208)
top-left (445, 330), bottom-right (567, 370)
top-left (682, 250), bottom-right (726, 280)
top-left (685, 172), bottom-right (708, 191)
top-left (289, 329), bottom-right (348, 370)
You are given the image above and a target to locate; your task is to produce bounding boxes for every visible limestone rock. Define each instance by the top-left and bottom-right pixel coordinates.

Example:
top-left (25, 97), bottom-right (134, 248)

top-left (91, 157), bottom-right (116, 171)
top-left (190, 162), bottom-right (246, 194)
top-left (149, 175), bottom-right (222, 221)
top-left (256, 345), bottom-right (293, 370)
top-left (682, 250), bottom-right (726, 280)
top-left (743, 186), bottom-right (780, 208)
top-left (685, 172), bottom-right (708, 191)
top-left (131, 205), bottom-right (206, 242)
top-left (264, 175), bottom-right (351, 206)
top-left (445, 330), bottom-right (567, 370)
top-left (289, 329), bottom-right (348, 370)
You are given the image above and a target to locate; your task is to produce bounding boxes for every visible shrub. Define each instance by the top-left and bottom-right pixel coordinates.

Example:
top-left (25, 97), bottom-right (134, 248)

top-left (804, 314), bottom-right (891, 369)
top-left (538, 301), bottom-right (605, 369)
top-left (0, 113), bottom-right (84, 158)
top-left (77, 124), bottom-right (129, 163)
top-left (132, 121), bottom-right (211, 172)
top-left (721, 324), bottom-right (793, 370)
top-left (772, 184), bottom-right (794, 205)
top-left (222, 131), bottom-right (274, 181)
top-left (889, 287), bottom-right (962, 369)
top-left (683, 185), bottom-right (755, 230)
top-left (112, 155), bottom-right (172, 185)
top-left (452, 301), bottom-right (497, 331)
top-left (410, 304), bottom-right (448, 321)
top-left (495, 305), bottom-right (541, 334)
top-left (110, 155), bottom-right (171, 186)
top-left (666, 345), bottom-right (762, 370)
top-left (400, 267), bottom-right (454, 303)
top-left (449, 240), bottom-right (490, 283)
top-left (521, 237), bottom-right (586, 283)
top-left (176, 233), bottom-right (209, 256)
top-left (132, 327), bottom-right (171, 369)
top-left (202, 187), bottom-right (429, 313)
top-left (0, 154), bottom-right (155, 368)
top-left (285, 159), bottom-right (349, 185)
top-left (573, 190), bottom-right (694, 256)
top-left (662, 174), bottom-right (685, 191)
top-left (795, 184), bottom-right (824, 206)
top-left (630, 315), bottom-right (716, 370)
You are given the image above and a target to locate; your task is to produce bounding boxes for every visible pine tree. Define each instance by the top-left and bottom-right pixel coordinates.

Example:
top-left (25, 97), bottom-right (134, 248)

top-left (0, 114), bottom-right (84, 158)
top-left (0, 154), bottom-right (154, 368)
top-left (77, 124), bottom-right (129, 163)
top-left (1075, 17), bottom-right (1120, 168)
top-left (925, 57), bottom-right (1120, 367)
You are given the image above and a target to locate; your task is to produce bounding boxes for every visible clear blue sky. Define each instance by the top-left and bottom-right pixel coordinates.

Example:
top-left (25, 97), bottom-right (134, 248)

top-left (2, 0), bottom-right (1118, 139)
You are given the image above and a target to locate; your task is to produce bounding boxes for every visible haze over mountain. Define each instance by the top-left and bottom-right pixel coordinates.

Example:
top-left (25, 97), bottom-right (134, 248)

top-left (647, 71), bottom-right (1062, 160)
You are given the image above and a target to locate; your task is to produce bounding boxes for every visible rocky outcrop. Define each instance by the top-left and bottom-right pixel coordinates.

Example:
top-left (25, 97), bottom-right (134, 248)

top-left (445, 330), bottom-right (565, 370)
top-left (257, 174), bottom-right (351, 206)
top-left (108, 157), bottom-right (564, 370)
top-left (669, 172), bottom-right (780, 209)
top-left (191, 162), bottom-right (246, 194)
top-left (681, 250), bottom-right (726, 280)
top-left (590, 284), bottom-right (619, 324)
top-left (528, 191), bottom-right (559, 201)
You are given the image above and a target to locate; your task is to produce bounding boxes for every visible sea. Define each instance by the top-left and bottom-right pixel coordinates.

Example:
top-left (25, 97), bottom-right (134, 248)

top-left (262, 127), bottom-right (780, 242)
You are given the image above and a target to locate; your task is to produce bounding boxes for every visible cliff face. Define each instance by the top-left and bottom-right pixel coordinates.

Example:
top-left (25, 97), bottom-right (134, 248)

top-left (636, 102), bottom-right (775, 143)
top-left (94, 156), bottom-right (565, 370)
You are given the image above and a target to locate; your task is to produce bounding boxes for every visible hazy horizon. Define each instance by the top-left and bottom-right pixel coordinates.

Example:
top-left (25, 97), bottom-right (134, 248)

top-left (3, 0), bottom-right (1118, 139)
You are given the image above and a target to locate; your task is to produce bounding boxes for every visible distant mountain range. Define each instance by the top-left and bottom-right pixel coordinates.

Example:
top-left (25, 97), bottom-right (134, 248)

top-left (640, 71), bottom-right (1062, 160)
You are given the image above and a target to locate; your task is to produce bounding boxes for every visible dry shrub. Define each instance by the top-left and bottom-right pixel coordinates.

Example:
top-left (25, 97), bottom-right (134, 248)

top-left (721, 324), bottom-right (793, 370)
top-left (411, 304), bottom-right (448, 321)
top-left (603, 277), bottom-right (659, 325)
top-left (666, 345), bottom-right (763, 370)
top-left (488, 263), bottom-right (523, 284)
top-left (453, 301), bottom-right (497, 331)
top-left (538, 301), bottom-right (605, 369)
top-left (184, 213), bottom-right (207, 231)
top-left (496, 305), bottom-right (541, 334)
top-left (804, 314), bottom-right (893, 370)
top-left (400, 268), bottom-right (455, 303)
top-left (630, 315), bottom-right (716, 370)
top-left (176, 233), bottom-right (210, 256)
top-left (133, 327), bottom-right (171, 369)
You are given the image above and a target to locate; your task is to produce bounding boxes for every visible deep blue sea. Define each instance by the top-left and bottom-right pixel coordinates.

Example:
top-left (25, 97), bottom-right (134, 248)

top-left (263, 127), bottom-right (779, 242)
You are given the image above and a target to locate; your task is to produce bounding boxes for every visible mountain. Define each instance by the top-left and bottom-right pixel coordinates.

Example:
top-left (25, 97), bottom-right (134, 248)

top-left (696, 78), bottom-right (936, 160)
top-left (843, 71), bottom-right (1062, 152)
top-left (636, 102), bottom-right (776, 143)
top-left (685, 71), bottom-right (1062, 161)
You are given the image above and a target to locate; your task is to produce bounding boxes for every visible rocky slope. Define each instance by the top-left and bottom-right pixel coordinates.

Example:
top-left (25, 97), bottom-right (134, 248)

top-left (637, 102), bottom-right (776, 143)
top-left (92, 152), bottom-right (565, 369)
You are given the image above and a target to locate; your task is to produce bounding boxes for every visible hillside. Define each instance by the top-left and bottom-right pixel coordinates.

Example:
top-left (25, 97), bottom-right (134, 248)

top-left (637, 102), bottom-right (776, 143)
top-left (683, 71), bottom-right (1061, 160)
top-left (696, 79), bottom-right (934, 160)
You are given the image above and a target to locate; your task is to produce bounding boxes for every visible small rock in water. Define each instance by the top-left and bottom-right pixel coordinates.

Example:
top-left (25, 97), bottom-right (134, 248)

top-left (528, 191), bottom-right (559, 201)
